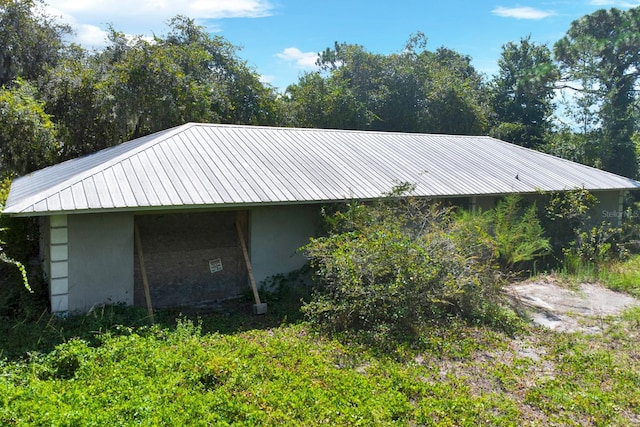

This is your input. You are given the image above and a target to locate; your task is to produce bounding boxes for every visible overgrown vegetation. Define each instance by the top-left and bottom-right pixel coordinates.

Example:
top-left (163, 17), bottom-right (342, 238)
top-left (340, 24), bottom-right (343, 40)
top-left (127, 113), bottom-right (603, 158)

top-left (543, 188), bottom-right (640, 276)
top-left (488, 195), bottom-right (551, 270)
top-left (301, 189), bottom-right (548, 335)
top-left (0, 286), bottom-right (639, 426)
top-left (2, 2), bottom-right (640, 424)
top-left (0, 176), bottom-right (44, 320)
top-left (598, 255), bottom-right (640, 298)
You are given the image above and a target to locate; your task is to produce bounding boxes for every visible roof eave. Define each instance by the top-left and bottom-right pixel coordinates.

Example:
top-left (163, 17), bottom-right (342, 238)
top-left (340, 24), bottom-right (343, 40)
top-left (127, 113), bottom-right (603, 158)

top-left (5, 186), bottom-right (637, 217)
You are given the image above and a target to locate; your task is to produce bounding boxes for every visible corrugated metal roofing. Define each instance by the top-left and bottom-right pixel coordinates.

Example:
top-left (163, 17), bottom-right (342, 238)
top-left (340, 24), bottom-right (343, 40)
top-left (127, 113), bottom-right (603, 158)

top-left (4, 123), bottom-right (640, 216)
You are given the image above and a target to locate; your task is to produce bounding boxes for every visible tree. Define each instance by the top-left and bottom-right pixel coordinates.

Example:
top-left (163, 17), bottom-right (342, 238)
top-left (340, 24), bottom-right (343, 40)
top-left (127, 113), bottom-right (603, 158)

top-left (540, 127), bottom-right (602, 169)
top-left (283, 72), bottom-right (371, 129)
top-left (0, 79), bottom-right (54, 306)
top-left (417, 47), bottom-right (488, 135)
top-left (39, 46), bottom-right (118, 159)
top-left (40, 16), bottom-right (281, 158)
top-left (489, 36), bottom-right (558, 148)
top-left (0, 79), bottom-right (59, 177)
top-left (285, 36), bottom-right (488, 134)
top-left (554, 7), bottom-right (640, 178)
top-left (0, 0), bottom-right (71, 86)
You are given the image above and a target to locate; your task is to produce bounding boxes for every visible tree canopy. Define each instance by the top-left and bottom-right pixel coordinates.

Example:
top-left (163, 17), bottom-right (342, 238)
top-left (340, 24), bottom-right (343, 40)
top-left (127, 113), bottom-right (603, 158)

top-left (489, 36), bottom-right (558, 148)
top-left (0, 0), bottom-right (70, 86)
top-left (0, 78), bottom-right (58, 176)
top-left (284, 35), bottom-right (489, 135)
top-left (0, 1), bottom-right (639, 180)
top-left (37, 15), bottom-right (282, 160)
top-left (555, 7), bottom-right (640, 178)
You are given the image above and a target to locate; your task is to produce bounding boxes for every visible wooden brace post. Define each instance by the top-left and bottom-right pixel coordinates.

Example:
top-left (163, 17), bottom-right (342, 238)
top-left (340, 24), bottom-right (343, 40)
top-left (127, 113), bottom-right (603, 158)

top-left (134, 223), bottom-right (155, 323)
top-left (235, 219), bottom-right (261, 306)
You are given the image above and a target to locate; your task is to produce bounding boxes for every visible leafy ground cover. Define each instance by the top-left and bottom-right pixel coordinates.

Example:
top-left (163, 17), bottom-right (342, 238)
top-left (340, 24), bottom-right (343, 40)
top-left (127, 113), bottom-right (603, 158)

top-left (1, 277), bottom-right (639, 426)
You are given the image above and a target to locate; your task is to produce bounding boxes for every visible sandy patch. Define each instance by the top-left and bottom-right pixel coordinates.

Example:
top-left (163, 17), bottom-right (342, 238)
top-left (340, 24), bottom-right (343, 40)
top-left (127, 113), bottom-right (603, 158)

top-left (506, 276), bottom-right (640, 333)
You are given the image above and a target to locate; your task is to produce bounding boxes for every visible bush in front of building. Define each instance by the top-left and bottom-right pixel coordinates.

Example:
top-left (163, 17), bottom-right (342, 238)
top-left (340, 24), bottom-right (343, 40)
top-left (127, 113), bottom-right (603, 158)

top-left (301, 187), bottom-right (529, 335)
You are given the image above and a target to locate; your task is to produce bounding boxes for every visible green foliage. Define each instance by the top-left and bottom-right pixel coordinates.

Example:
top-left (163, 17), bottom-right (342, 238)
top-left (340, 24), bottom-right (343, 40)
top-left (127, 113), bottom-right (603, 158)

top-left (285, 38), bottom-right (489, 134)
top-left (490, 195), bottom-right (551, 269)
top-left (539, 127), bottom-right (602, 169)
top-left (0, 78), bottom-right (59, 176)
top-left (543, 188), bottom-right (633, 275)
top-left (562, 222), bottom-right (626, 274)
top-left (301, 189), bottom-right (506, 334)
top-left (489, 122), bottom-right (527, 144)
top-left (489, 36), bottom-right (558, 148)
top-left (523, 326), bottom-right (640, 425)
top-left (0, 178), bottom-right (29, 290)
top-left (0, 0), bottom-right (71, 86)
top-left (40, 17), bottom-right (281, 159)
top-left (38, 338), bottom-right (94, 380)
top-left (417, 47), bottom-right (488, 135)
top-left (555, 6), bottom-right (640, 178)
top-left (543, 188), bottom-right (598, 256)
top-left (597, 254), bottom-right (640, 298)
top-left (0, 177), bottom-right (37, 313)
top-left (0, 301), bottom-right (639, 425)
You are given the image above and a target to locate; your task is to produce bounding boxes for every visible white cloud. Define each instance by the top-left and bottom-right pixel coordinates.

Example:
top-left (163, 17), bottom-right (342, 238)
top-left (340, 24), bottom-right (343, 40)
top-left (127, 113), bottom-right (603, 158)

top-left (259, 74), bottom-right (275, 85)
top-left (492, 6), bottom-right (556, 20)
top-left (44, 0), bottom-right (274, 48)
top-left (188, 0), bottom-right (273, 18)
top-left (47, 0), bottom-right (273, 19)
top-left (76, 24), bottom-right (110, 46)
top-left (275, 47), bottom-right (319, 70)
top-left (589, 0), bottom-right (640, 7)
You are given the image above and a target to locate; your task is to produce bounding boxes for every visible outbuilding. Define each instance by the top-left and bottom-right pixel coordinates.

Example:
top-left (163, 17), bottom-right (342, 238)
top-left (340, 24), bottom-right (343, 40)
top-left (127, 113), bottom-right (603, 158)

top-left (4, 123), bottom-right (640, 313)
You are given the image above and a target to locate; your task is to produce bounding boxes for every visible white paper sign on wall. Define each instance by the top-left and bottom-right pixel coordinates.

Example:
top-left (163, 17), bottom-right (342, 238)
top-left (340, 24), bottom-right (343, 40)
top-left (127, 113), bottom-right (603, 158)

top-left (209, 258), bottom-right (223, 274)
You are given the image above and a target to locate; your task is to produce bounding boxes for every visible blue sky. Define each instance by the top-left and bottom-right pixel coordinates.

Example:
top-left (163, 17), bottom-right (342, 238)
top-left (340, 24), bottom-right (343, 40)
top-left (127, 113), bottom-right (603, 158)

top-left (44, 0), bottom-right (640, 91)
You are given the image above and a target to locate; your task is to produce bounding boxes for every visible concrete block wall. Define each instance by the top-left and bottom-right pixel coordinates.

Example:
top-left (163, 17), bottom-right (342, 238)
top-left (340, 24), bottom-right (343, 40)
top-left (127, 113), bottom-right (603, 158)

top-left (49, 215), bottom-right (69, 312)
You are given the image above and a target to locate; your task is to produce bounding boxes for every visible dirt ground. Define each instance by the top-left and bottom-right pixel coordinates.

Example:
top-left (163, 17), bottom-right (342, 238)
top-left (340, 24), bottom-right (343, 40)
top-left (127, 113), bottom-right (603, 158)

top-left (506, 276), bottom-right (640, 333)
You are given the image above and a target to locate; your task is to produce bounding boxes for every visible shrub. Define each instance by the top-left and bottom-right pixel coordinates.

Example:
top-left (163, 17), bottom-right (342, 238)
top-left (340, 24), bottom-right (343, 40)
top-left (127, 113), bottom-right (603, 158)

top-left (489, 195), bottom-right (551, 270)
top-left (543, 188), bottom-right (598, 256)
top-left (543, 188), bottom-right (629, 273)
top-left (301, 188), bottom-right (506, 334)
top-left (565, 223), bottom-right (620, 265)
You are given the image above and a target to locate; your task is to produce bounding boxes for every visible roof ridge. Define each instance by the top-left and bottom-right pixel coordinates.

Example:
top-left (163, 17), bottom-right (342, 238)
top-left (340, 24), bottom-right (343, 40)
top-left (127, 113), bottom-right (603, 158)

top-left (194, 122), bottom-right (492, 139)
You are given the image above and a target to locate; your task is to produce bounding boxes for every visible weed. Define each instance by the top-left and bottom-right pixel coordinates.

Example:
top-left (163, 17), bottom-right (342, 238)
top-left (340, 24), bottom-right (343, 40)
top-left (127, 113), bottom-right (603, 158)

top-left (598, 254), bottom-right (640, 298)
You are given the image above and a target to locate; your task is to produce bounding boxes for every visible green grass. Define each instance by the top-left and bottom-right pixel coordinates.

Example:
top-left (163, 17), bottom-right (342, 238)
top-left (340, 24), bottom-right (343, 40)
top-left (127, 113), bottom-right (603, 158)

top-left (599, 254), bottom-right (640, 298)
top-left (555, 253), bottom-right (640, 298)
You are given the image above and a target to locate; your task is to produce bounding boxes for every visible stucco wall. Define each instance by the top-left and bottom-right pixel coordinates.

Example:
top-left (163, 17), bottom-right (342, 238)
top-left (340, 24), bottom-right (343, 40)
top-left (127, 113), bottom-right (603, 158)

top-left (67, 213), bottom-right (134, 311)
top-left (52, 190), bottom-right (624, 312)
top-left (592, 190), bottom-right (624, 224)
top-left (250, 205), bottom-right (317, 286)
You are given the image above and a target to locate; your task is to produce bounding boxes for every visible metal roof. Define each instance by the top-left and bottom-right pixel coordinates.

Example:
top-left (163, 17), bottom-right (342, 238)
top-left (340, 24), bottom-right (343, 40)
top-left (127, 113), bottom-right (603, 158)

top-left (4, 123), bottom-right (640, 216)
